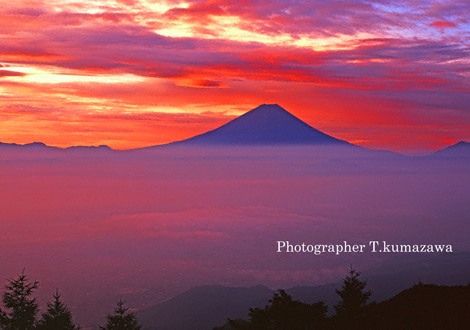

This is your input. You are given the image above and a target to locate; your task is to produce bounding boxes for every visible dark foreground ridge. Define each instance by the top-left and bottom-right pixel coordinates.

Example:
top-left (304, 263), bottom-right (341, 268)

top-left (352, 284), bottom-right (470, 330)
top-left (212, 283), bottom-right (470, 330)
top-left (168, 104), bottom-right (350, 146)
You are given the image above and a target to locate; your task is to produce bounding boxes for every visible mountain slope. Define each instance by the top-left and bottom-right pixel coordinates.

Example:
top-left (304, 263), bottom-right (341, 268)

top-left (137, 285), bottom-right (273, 330)
top-left (169, 104), bottom-right (349, 146)
top-left (433, 141), bottom-right (470, 158)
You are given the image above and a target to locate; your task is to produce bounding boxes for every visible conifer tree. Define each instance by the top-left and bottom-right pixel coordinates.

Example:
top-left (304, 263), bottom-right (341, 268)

top-left (36, 290), bottom-right (80, 330)
top-left (334, 265), bottom-right (371, 321)
top-left (100, 299), bottom-right (141, 330)
top-left (248, 289), bottom-right (327, 329)
top-left (0, 271), bottom-right (39, 330)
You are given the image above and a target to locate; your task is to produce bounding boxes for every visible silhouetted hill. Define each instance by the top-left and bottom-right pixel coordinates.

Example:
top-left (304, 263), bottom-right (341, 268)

top-left (137, 285), bottom-right (273, 330)
top-left (0, 142), bottom-right (119, 165)
top-left (0, 142), bottom-right (114, 152)
top-left (168, 104), bottom-right (350, 146)
top-left (355, 284), bottom-right (470, 329)
top-left (216, 284), bottom-right (470, 330)
top-left (66, 145), bottom-right (112, 151)
top-left (0, 141), bottom-right (56, 150)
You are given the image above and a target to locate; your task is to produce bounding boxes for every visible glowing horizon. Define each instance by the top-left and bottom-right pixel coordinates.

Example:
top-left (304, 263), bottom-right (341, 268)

top-left (0, 0), bottom-right (469, 152)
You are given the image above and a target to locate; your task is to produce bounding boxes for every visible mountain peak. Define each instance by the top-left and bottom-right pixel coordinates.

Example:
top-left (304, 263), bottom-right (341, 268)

top-left (255, 103), bottom-right (285, 111)
top-left (171, 104), bottom-right (349, 146)
top-left (454, 141), bottom-right (469, 147)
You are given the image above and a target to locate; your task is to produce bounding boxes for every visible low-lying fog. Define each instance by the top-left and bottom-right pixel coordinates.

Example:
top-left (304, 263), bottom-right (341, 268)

top-left (0, 145), bottom-right (469, 327)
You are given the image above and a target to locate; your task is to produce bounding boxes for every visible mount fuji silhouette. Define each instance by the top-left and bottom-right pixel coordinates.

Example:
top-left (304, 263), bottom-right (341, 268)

top-left (170, 104), bottom-right (349, 146)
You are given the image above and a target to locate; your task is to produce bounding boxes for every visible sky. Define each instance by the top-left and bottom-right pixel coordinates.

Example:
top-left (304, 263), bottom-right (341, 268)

top-left (0, 0), bottom-right (469, 152)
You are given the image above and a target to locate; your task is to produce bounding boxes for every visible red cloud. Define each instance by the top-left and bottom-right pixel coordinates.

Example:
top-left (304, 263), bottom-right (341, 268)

top-left (0, 70), bottom-right (26, 77)
top-left (430, 20), bottom-right (456, 29)
top-left (190, 79), bottom-right (227, 88)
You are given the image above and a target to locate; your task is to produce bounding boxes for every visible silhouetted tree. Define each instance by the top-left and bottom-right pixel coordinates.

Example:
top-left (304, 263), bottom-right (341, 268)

top-left (248, 289), bottom-right (327, 329)
top-left (100, 299), bottom-right (141, 330)
top-left (0, 271), bottom-right (39, 330)
top-left (36, 290), bottom-right (80, 330)
top-left (334, 265), bottom-right (371, 323)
